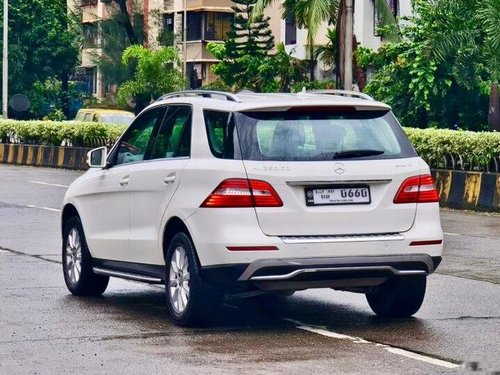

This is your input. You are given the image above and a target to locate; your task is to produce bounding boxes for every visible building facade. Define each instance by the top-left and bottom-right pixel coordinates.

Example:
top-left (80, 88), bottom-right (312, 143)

top-left (71, 0), bottom-right (412, 98)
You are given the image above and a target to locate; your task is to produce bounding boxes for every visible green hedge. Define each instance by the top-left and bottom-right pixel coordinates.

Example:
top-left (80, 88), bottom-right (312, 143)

top-left (0, 120), bottom-right (126, 147)
top-left (0, 120), bottom-right (499, 169)
top-left (403, 127), bottom-right (500, 167)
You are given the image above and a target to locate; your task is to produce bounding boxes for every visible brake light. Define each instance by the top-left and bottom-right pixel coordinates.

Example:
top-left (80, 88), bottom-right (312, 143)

top-left (201, 179), bottom-right (283, 208)
top-left (393, 175), bottom-right (439, 204)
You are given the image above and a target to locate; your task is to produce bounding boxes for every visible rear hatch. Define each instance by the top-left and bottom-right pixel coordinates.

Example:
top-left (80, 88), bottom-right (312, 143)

top-left (234, 107), bottom-right (422, 236)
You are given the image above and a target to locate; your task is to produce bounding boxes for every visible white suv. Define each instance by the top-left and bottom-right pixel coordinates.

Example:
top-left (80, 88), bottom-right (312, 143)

top-left (61, 90), bottom-right (443, 325)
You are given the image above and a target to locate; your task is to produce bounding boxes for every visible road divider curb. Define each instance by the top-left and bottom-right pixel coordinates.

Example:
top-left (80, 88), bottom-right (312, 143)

top-left (0, 144), bottom-right (88, 170)
top-left (1, 144), bottom-right (498, 212)
top-left (433, 169), bottom-right (499, 212)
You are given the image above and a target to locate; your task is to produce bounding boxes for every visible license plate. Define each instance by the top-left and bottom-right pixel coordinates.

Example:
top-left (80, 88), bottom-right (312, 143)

top-left (305, 186), bottom-right (371, 206)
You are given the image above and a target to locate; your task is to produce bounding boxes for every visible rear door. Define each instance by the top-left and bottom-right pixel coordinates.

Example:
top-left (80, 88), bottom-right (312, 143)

top-left (235, 109), bottom-right (422, 236)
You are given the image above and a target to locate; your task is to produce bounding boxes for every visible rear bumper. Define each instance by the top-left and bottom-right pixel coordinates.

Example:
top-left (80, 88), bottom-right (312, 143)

top-left (201, 254), bottom-right (442, 292)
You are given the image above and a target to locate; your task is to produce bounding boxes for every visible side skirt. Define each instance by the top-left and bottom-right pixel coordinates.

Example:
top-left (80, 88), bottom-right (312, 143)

top-left (92, 259), bottom-right (164, 284)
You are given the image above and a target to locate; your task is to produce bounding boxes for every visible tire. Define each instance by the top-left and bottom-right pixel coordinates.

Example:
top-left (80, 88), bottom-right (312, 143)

top-left (165, 232), bottom-right (216, 326)
top-left (366, 276), bottom-right (426, 318)
top-left (62, 216), bottom-right (109, 296)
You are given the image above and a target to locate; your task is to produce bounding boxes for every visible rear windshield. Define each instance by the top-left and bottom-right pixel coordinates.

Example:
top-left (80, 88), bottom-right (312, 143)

top-left (233, 110), bottom-right (416, 161)
top-left (101, 114), bottom-right (135, 126)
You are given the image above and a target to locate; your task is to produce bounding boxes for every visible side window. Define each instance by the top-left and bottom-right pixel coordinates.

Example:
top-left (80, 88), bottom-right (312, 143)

top-left (151, 106), bottom-right (191, 159)
top-left (204, 110), bottom-right (231, 158)
top-left (115, 107), bottom-right (163, 165)
top-left (83, 112), bottom-right (93, 122)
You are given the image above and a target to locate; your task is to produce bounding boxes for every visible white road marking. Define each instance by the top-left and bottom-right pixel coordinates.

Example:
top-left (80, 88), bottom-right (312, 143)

top-left (383, 347), bottom-right (460, 369)
top-left (286, 319), bottom-right (459, 369)
top-left (28, 180), bottom-right (69, 188)
top-left (26, 205), bottom-right (61, 213)
top-left (0, 249), bottom-right (9, 253)
top-left (443, 232), bottom-right (461, 236)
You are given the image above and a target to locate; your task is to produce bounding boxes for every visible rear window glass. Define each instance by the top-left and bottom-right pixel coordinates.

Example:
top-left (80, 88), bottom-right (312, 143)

top-left (234, 110), bottom-right (416, 161)
top-left (100, 114), bottom-right (134, 126)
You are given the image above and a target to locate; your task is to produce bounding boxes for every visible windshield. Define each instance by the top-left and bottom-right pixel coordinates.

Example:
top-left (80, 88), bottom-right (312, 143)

top-left (101, 114), bottom-right (134, 126)
top-left (233, 110), bottom-right (416, 161)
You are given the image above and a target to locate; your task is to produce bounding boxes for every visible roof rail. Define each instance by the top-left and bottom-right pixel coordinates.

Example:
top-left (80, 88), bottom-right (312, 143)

top-left (305, 89), bottom-right (375, 101)
top-left (157, 90), bottom-right (241, 102)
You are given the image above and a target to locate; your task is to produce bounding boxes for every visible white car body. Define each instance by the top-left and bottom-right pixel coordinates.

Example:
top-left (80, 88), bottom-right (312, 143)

top-left (62, 90), bottom-right (443, 324)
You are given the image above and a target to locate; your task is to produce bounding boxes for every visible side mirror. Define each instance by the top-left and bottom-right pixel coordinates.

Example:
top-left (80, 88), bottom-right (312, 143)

top-left (87, 146), bottom-right (108, 168)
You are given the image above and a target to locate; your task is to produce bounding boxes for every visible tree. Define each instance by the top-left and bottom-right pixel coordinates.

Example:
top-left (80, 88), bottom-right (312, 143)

top-left (117, 45), bottom-right (186, 113)
top-left (365, 0), bottom-right (495, 130)
top-left (253, 0), bottom-right (397, 86)
top-left (207, 0), bottom-right (277, 92)
top-left (0, 0), bottom-right (79, 118)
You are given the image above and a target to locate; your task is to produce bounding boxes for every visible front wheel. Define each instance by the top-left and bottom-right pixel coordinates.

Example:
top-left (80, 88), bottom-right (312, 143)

top-left (62, 216), bottom-right (109, 296)
top-left (366, 276), bottom-right (426, 318)
top-left (165, 232), bottom-right (217, 326)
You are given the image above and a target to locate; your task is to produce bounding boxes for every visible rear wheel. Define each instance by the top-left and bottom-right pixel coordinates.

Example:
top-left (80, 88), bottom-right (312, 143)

top-left (366, 276), bottom-right (426, 318)
top-left (62, 216), bottom-right (109, 296)
top-left (165, 232), bottom-right (216, 326)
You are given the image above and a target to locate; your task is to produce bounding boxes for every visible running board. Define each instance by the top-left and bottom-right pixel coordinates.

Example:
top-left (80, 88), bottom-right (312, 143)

top-left (92, 267), bottom-right (163, 284)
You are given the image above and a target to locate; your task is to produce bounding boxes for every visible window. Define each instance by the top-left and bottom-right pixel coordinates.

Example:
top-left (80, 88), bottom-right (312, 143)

top-left (115, 108), bottom-right (164, 165)
top-left (204, 12), bottom-right (232, 40)
top-left (186, 12), bottom-right (202, 41)
top-left (234, 110), bottom-right (416, 161)
top-left (151, 106), bottom-right (192, 159)
top-left (204, 110), bottom-right (232, 158)
top-left (161, 14), bottom-right (175, 46)
top-left (285, 15), bottom-right (297, 45)
top-left (80, 0), bottom-right (98, 6)
top-left (83, 22), bottom-right (98, 48)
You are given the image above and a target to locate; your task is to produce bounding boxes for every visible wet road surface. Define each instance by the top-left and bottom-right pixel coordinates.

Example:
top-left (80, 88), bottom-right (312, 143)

top-left (0, 165), bottom-right (499, 374)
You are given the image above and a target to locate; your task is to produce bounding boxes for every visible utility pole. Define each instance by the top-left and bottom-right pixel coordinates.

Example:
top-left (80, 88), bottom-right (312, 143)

top-left (2, 0), bottom-right (8, 119)
top-left (183, 0), bottom-right (187, 79)
top-left (344, 0), bottom-right (353, 91)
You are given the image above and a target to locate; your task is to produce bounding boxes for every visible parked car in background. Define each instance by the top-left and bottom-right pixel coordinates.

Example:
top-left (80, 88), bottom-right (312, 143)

top-left (62, 90), bottom-right (443, 326)
top-left (74, 108), bottom-right (135, 126)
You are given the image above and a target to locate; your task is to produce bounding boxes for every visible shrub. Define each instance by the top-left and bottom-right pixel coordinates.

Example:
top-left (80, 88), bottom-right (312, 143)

top-left (0, 120), bottom-right (126, 148)
top-left (403, 127), bottom-right (500, 169)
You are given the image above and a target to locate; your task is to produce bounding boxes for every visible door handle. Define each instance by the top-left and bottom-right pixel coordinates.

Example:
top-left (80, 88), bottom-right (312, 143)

top-left (163, 175), bottom-right (176, 184)
top-left (119, 176), bottom-right (130, 186)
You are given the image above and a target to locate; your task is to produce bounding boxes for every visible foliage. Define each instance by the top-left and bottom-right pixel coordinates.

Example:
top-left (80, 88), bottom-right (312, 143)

top-left (0, 0), bottom-right (79, 118)
top-left (403, 127), bottom-right (500, 168)
top-left (365, 0), bottom-right (498, 130)
top-left (208, 0), bottom-right (277, 92)
top-left (117, 45), bottom-right (186, 113)
top-left (274, 43), bottom-right (308, 92)
top-left (2, 119), bottom-right (498, 172)
top-left (26, 79), bottom-right (91, 120)
top-left (0, 120), bottom-right (126, 148)
top-left (291, 79), bottom-right (336, 93)
top-left (315, 28), bottom-right (337, 69)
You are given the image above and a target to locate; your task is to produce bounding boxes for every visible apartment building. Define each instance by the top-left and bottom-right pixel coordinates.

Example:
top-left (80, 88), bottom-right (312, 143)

top-left (71, 0), bottom-right (412, 97)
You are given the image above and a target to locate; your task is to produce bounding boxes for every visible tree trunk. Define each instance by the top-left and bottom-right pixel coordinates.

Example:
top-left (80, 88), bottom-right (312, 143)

top-left (309, 35), bottom-right (315, 81)
top-left (114, 0), bottom-right (138, 45)
top-left (352, 35), bottom-right (366, 91)
top-left (336, 0), bottom-right (346, 89)
top-left (489, 81), bottom-right (500, 132)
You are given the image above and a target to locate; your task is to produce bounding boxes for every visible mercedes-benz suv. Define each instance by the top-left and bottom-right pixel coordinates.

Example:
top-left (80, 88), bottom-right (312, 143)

top-left (61, 90), bottom-right (443, 326)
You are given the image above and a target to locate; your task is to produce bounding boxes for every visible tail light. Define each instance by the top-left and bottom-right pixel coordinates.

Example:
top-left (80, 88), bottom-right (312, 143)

top-left (201, 179), bottom-right (283, 208)
top-left (393, 175), bottom-right (439, 204)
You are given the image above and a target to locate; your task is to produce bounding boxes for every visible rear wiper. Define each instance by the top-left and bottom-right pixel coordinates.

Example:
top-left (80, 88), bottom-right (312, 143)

top-left (332, 149), bottom-right (385, 159)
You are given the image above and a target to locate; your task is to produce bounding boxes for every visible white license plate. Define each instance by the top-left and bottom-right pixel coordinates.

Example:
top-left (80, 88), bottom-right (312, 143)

top-left (305, 186), bottom-right (371, 206)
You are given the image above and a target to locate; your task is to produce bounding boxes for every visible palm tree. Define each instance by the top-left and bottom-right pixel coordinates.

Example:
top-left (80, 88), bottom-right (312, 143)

top-left (430, 0), bottom-right (500, 130)
top-left (253, 0), bottom-right (398, 88)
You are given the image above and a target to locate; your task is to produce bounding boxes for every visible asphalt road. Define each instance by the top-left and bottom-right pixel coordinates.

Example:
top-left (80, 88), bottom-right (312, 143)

top-left (0, 165), bottom-right (499, 374)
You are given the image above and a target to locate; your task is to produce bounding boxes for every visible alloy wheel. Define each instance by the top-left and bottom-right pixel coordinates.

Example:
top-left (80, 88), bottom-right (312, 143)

top-left (169, 246), bottom-right (191, 314)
